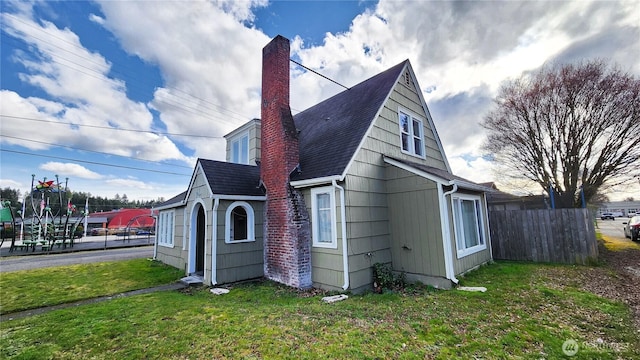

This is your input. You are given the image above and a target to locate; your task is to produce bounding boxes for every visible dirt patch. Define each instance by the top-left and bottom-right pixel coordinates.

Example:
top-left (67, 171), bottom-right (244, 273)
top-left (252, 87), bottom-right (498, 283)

top-left (576, 242), bottom-right (640, 331)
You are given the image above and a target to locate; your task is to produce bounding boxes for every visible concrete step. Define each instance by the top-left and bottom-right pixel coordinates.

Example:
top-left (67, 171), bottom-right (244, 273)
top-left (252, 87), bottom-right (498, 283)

top-left (180, 275), bottom-right (203, 286)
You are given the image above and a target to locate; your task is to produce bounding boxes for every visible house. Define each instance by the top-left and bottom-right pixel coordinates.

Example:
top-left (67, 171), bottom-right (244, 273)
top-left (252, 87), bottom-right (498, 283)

top-left (153, 35), bottom-right (492, 293)
top-left (480, 182), bottom-right (548, 211)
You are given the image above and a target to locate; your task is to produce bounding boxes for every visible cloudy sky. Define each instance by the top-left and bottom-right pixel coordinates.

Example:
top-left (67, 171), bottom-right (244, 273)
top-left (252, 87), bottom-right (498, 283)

top-left (1, 0), bottom-right (639, 204)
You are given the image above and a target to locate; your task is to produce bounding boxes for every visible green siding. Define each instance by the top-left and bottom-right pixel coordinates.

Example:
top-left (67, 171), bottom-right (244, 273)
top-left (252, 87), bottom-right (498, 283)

top-left (224, 119), bottom-right (261, 165)
top-left (386, 166), bottom-right (446, 278)
top-left (156, 206), bottom-right (188, 274)
top-left (303, 187), bottom-right (345, 291)
top-left (340, 76), bottom-right (450, 292)
top-left (157, 168), bottom-right (267, 286)
top-left (215, 200), bottom-right (264, 284)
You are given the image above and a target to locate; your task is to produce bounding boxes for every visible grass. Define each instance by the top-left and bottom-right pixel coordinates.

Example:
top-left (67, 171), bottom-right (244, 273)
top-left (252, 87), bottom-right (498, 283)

top-left (0, 258), bottom-right (184, 314)
top-left (1, 260), bottom-right (638, 359)
top-left (600, 233), bottom-right (640, 251)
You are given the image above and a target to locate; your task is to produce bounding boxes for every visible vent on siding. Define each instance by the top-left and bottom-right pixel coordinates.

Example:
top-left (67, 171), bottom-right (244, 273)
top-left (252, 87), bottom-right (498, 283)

top-left (404, 71), bottom-right (411, 86)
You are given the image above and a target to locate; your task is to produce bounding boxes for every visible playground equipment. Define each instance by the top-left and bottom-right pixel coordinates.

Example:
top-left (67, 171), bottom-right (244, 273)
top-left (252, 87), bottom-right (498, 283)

top-left (117, 214), bottom-right (155, 243)
top-left (6, 175), bottom-right (87, 252)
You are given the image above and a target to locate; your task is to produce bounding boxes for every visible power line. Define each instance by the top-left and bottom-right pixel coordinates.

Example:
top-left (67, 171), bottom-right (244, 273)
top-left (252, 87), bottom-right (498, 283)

top-left (1, 149), bottom-right (192, 176)
top-left (0, 134), bottom-right (193, 169)
top-left (290, 59), bottom-right (350, 90)
top-left (2, 15), bottom-right (255, 123)
top-left (0, 114), bottom-right (223, 138)
top-left (1, 34), bottom-right (243, 123)
top-left (3, 13), bottom-right (351, 124)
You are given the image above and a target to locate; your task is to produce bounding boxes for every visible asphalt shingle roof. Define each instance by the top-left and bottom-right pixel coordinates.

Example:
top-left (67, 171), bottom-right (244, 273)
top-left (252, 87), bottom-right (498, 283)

top-left (156, 191), bottom-right (186, 208)
top-left (291, 60), bottom-right (408, 181)
top-left (384, 155), bottom-right (489, 191)
top-left (163, 61), bottom-right (411, 200)
top-left (198, 159), bottom-right (263, 196)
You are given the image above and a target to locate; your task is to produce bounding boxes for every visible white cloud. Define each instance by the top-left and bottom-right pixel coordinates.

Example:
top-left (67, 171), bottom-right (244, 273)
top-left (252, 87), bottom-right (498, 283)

top-left (1, 8), bottom-right (192, 164)
top-left (88, 13), bottom-right (104, 25)
top-left (105, 178), bottom-right (153, 190)
top-left (2, 0), bottom-right (638, 202)
top-left (96, 1), bottom-right (271, 160)
top-left (0, 179), bottom-right (23, 189)
top-left (39, 162), bottom-right (102, 180)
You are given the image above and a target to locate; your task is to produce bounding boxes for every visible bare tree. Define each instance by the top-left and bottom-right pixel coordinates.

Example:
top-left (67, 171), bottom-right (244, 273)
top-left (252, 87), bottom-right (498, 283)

top-left (483, 60), bottom-right (640, 208)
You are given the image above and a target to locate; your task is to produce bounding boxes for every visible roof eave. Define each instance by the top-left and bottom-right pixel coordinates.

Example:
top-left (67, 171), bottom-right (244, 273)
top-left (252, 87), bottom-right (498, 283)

top-left (153, 200), bottom-right (186, 211)
top-left (290, 175), bottom-right (343, 188)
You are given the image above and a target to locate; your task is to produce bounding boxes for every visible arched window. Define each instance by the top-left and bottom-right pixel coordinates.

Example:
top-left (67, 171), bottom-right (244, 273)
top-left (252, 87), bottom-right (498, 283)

top-left (225, 201), bottom-right (255, 243)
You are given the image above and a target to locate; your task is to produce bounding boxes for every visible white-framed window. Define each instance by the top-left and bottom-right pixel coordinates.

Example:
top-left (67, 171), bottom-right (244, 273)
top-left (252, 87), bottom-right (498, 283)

top-left (398, 110), bottom-right (425, 158)
top-left (225, 201), bottom-right (255, 243)
top-left (157, 210), bottom-right (175, 247)
top-left (230, 133), bottom-right (249, 164)
top-left (311, 186), bottom-right (337, 248)
top-left (452, 194), bottom-right (487, 258)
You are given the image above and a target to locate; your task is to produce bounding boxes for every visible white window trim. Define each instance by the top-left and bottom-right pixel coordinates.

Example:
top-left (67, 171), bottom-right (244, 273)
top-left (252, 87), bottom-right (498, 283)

top-left (398, 108), bottom-right (426, 159)
top-left (158, 210), bottom-right (175, 248)
top-left (452, 194), bottom-right (487, 258)
top-left (230, 131), bottom-right (249, 165)
top-left (224, 201), bottom-right (255, 244)
top-left (311, 186), bottom-right (338, 249)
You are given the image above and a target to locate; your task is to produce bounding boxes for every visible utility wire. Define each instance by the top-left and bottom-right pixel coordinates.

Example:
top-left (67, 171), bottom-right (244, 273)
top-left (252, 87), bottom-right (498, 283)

top-left (0, 115), bottom-right (223, 138)
top-left (4, 14), bottom-right (351, 121)
top-left (0, 134), bottom-right (193, 169)
top-left (290, 59), bottom-right (350, 90)
top-left (2, 15), bottom-right (255, 123)
top-left (2, 34), bottom-right (245, 123)
top-left (1, 149), bottom-right (192, 176)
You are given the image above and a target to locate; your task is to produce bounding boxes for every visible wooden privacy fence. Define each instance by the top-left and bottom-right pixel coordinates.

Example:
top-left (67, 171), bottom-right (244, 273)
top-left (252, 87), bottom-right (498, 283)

top-left (489, 208), bottom-right (597, 265)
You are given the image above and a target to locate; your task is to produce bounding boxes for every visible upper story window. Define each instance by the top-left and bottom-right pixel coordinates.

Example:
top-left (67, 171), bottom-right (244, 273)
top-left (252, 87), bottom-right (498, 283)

top-left (157, 210), bottom-right (175, 247)
top-left (398, 110), bottom-right (425, 158)
top-left (452, 194), bottom-right (487, 258)
top-left (225, 201), bottom-right (255, 243)
top-left (231, 133), bottom-right (249, 164)
top-left (311, 186), bottom-right (337, 249)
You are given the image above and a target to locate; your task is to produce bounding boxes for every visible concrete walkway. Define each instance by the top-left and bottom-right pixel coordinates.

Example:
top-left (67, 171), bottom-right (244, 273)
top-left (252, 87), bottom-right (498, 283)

top-left (0, 282), bottom-right (187, 322)
top-left (0, 234), bottom-right (190, 322)
top-left (0, 234), bottom-right (154, 257)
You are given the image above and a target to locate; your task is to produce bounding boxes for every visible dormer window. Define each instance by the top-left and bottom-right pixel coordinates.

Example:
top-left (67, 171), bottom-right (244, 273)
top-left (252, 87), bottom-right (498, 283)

top-left (398, 110), bottom-right (425, 158)
top-left (231, 133), bottom-right (249, 164)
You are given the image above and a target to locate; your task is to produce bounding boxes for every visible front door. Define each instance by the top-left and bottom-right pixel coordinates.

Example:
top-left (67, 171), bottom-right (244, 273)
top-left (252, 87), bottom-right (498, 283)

top-left (195, 206), bottom-right (205, 276)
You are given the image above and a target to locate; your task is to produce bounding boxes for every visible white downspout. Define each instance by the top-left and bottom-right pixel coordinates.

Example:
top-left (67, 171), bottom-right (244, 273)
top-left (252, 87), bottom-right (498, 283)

top-left (182, 207), bottom-right (188, 251)
top-left (211, 197), bottom-right (219, 285)
top-left (483, 193), bottom-right (494, 262)
top-left (441, 183), bottom-right (459, 285)
top-left (333, 180), bottom-right (349, 291)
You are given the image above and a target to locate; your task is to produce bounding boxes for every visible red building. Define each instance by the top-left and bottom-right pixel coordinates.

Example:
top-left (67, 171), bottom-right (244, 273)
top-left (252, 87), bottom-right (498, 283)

top-left (89, 209), bottom-right (155, 231)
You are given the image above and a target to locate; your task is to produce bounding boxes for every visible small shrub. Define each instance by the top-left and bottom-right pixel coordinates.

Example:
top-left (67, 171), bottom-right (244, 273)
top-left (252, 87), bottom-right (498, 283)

top-left (372, 263), bottom-right (406, 293)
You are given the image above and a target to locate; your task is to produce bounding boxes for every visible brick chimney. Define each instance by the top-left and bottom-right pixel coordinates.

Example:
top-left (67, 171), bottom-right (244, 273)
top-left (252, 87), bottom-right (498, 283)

top-left (260, 35), bottom-right (312, 289)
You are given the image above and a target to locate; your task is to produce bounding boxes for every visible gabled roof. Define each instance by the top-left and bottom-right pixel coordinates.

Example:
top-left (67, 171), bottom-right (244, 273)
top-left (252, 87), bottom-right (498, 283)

top-left (159, 160), bottom-right (264, 210)
top-left (198, 159), bottom-right (263, 197)
top-left (155, 191), bottom-right (187, 210)
top-left (291, 61), bottom-right (408, 181)
top-left (383, 155), bottom-right (491, 192)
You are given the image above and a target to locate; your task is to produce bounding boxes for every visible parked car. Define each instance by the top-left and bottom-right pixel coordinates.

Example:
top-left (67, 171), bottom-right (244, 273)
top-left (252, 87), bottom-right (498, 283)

top-left (623, 216), bottom-right (640, 241)
top-left (600, 212), bottom-right (615, 220)
top-left (628, 212), bottom-right (637, 218)
top-left (90, 228), bottom-right (108, 236)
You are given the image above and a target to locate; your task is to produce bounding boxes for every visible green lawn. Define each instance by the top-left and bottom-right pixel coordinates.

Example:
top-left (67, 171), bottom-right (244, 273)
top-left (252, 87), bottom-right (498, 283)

top-left (1, 261), bottom-right (638, 359)
top-left (0, 258), bottom-right (184, 314)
